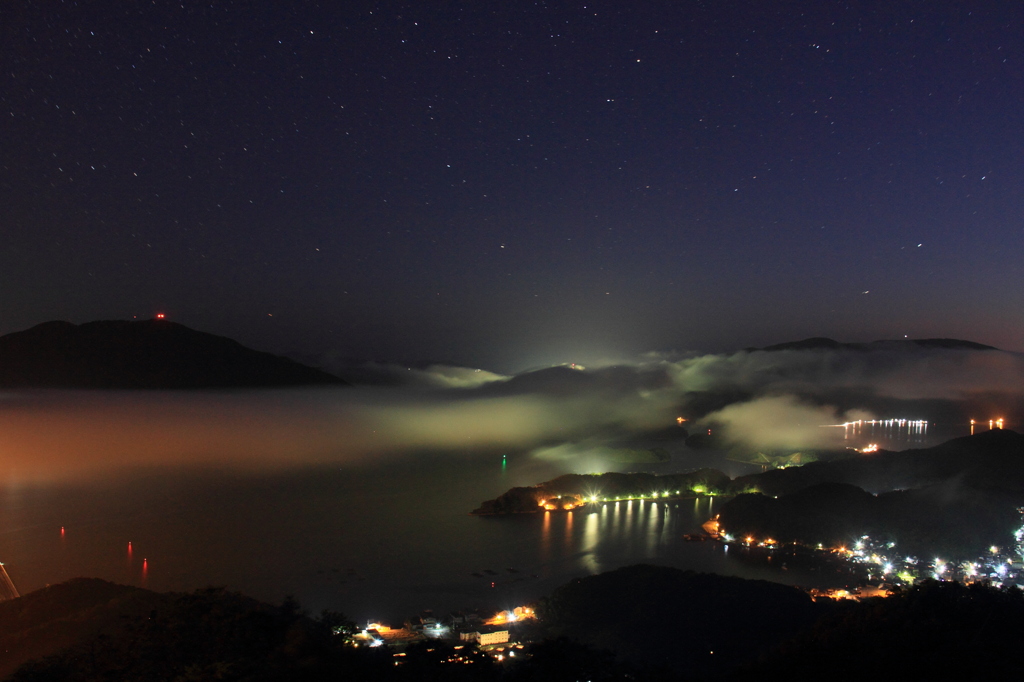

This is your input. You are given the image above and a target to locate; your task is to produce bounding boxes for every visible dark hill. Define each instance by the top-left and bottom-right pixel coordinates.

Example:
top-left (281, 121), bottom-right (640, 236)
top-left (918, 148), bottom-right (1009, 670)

top-left (0, 578), bottom-right (160, 678)
top-left (759, 337), bottom-right (997, 352)
top-left (728, 428), bottom-right (1024, 497)
top-left (718, 430), bottom-right (1024, 556)
top-left (738, 580), bottom-right (1024, 680)
top-left (0, 578), bottom-right (364, 682)
top-left (538, 564), bottom-right (827, 677)
top-left (0, 319), bottom-right (347, 389)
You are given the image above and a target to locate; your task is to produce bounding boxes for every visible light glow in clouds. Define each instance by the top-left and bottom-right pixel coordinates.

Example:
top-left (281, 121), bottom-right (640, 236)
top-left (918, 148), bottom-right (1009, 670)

top-left (0, 345), bottom-right (1021, 483)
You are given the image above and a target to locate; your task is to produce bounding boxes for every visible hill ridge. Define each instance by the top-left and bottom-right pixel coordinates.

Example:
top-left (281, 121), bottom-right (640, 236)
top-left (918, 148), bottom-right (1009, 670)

top-left (0, 319), bottom-right (346, 389)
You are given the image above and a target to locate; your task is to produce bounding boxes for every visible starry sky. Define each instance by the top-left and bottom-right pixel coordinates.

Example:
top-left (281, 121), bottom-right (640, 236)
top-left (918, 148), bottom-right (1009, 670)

top-left (3, 1), bottom-right (1021, 371)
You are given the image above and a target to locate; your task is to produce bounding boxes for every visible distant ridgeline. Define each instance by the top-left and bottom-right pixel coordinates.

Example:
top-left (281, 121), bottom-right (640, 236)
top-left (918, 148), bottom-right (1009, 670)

top-left (754, 337), bottom-right (998, 352)
top-left (0, 319), bottom-right (347, 389)
top-left (475, 430), bottom-right (1024, 559)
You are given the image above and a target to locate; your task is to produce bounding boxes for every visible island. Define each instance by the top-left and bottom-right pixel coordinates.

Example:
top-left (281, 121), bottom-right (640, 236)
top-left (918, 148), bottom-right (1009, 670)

top-left (471, 468), bottom-right (733, 515)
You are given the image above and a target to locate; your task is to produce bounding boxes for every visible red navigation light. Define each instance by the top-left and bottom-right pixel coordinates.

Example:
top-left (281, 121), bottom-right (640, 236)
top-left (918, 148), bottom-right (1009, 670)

top-left (155, 313), bottom-right (166, 319)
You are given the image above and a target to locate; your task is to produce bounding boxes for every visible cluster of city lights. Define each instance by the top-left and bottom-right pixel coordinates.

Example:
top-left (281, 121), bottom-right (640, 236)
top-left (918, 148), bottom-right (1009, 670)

top-left (485, 606), bottom-right (534, 626)
top-left (843, 535), bottom-right (1022, 587)
top-left (970, 418), bottom-right (1005, 434)
top-left (830, 418), bottom-right (930, 440)
top-left (710, 506), bottom-right (1024, 592)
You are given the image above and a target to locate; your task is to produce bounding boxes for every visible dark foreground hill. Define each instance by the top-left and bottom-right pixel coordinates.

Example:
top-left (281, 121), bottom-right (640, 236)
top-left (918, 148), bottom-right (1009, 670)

top-left (0, 320), bottom-right (346, 389)
top-left (538, 565), bottom-right (1024, 679)
top-left (0, 579), bottom-right (157, 678)
top-left (4, 571), bottom-right (1023, 681)
top-left (727, 579), bottom-right (1024, 681)
top-left (537, 564), bottom-right (827, 677)
top-left (0, 578), bottom-right (366, 682)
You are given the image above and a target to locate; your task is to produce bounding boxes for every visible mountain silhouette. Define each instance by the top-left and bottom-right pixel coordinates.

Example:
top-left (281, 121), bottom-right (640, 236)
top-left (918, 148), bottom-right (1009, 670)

top-left (0, 319), bottom-right (346, 389)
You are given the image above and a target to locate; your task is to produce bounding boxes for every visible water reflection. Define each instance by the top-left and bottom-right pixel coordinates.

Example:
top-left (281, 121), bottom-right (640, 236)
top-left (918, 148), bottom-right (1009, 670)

top-left (540, 511), bottom-right (551, 565)
top-left (535, 498), bottom-right (710, 579)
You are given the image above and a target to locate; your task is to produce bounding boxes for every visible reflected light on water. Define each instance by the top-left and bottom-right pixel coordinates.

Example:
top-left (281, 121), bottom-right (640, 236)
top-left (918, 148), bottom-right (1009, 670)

top-left (540, 511), bottom-right (551, 564)
top-left (645, 502), bottom-right (659, 554)
top-left (582, 512), bottom-right (600, 554)
top-left (581, 512), bottom-right (601, 574)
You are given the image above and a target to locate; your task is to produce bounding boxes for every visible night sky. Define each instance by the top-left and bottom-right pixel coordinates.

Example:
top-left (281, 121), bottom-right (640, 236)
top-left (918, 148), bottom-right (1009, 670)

top-left (3, 1), bottom-right (1021, 371)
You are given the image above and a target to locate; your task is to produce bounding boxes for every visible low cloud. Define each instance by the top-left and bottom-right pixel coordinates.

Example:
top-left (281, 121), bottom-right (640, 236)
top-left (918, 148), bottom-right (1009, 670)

top-left (0, 344), bottom-right (1020, 483)
top-left (0, 379), bottom-right (676, 483)
top-left (702, 395), bottom-right (874, 450)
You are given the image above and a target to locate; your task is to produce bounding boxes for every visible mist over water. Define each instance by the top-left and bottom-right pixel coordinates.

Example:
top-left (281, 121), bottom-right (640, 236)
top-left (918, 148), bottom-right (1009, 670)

top-left (0, 344), bottom-right (1020, 620)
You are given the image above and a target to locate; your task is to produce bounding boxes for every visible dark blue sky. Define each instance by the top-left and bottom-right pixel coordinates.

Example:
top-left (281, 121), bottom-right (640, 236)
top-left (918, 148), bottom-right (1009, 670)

top-left (3, 1), bottom-right (1021, 370)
